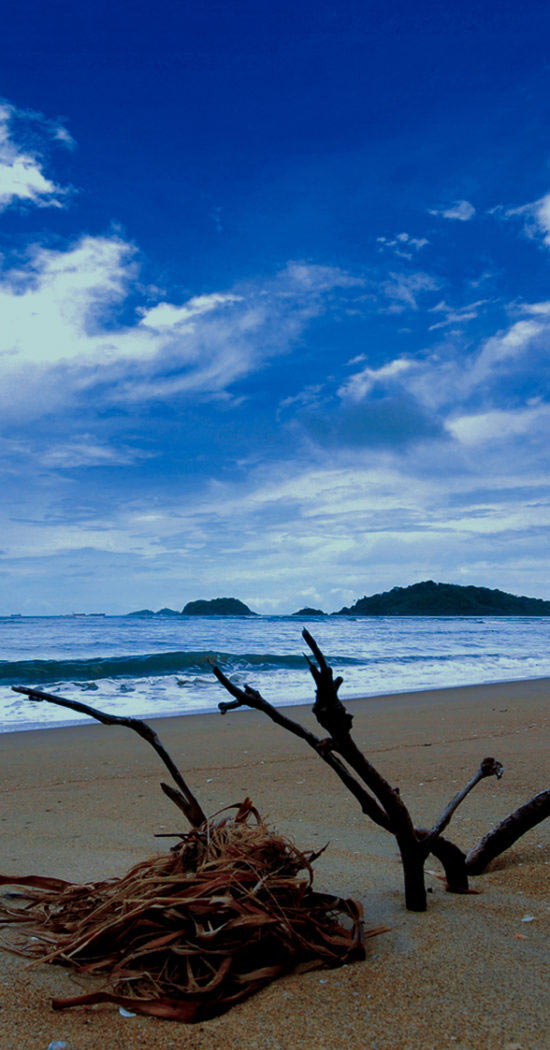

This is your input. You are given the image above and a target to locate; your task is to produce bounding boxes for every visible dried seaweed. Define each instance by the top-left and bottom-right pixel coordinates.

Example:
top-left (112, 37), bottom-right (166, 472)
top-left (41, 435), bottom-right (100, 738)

top-left (0, 800), bottom-right (382, 1023)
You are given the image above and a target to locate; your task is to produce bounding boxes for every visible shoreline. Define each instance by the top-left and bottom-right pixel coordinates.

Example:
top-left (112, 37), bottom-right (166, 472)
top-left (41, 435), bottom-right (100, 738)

top-left (2, 672), bottom-right (550, 736)
top-left (0, 676), bottom-right (548, 1049)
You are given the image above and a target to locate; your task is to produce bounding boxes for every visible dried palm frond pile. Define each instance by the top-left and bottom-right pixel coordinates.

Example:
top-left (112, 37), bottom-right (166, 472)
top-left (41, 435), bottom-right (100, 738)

top-left (0, 800), bottom-right (380, 1023)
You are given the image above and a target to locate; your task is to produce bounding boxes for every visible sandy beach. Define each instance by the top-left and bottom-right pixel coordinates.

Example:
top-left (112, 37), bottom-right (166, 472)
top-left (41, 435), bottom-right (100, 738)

top-left (0, 678), bottom-right (548, 1050)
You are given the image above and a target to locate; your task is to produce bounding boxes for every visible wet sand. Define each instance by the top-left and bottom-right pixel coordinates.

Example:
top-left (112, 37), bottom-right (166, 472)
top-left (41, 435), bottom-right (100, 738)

top-left (0, 677), bottom-right (549, 1050)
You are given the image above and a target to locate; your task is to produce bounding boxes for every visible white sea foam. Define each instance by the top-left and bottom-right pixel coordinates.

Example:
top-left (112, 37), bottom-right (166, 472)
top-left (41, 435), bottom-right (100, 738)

top-left (1, 614), bottom-right (549, 732)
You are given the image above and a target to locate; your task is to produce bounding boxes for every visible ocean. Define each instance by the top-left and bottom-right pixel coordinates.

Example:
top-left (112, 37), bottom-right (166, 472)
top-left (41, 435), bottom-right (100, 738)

top-left (1, 613), bottom-right (549, 733)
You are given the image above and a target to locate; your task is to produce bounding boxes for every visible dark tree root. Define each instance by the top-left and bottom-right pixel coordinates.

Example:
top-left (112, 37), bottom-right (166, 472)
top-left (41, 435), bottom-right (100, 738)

top-left (212, 631), bottom-right (549, 911)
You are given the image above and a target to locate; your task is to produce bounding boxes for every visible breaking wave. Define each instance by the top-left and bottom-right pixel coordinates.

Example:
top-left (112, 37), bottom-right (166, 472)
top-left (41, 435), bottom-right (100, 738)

top-left (1, 649), bottom-right (366, 686)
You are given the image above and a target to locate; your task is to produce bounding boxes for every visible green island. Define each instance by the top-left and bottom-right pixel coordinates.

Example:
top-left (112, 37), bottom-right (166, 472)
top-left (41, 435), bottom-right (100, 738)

top-left (336, 580), bottom-right (550, 616)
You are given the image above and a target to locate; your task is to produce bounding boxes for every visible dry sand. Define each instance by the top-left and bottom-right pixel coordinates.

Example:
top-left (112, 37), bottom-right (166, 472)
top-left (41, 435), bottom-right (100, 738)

top-left (0, 678), bottom-right (549, 1050)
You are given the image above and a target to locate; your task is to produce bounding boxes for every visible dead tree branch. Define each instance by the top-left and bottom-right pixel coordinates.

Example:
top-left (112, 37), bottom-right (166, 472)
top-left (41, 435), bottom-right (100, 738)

top-left (214, 649), bottom-right (425, 910)
top-left (11, 686), bottom-right (206, 828)
top-left (428, 757), bottom-right (503, 840)
top-left (212, 668), bottom-right (392, 831)
top-left (213, 630), bottom-right (549, 911)
top-left (465, 787), bottom-right (550, 875)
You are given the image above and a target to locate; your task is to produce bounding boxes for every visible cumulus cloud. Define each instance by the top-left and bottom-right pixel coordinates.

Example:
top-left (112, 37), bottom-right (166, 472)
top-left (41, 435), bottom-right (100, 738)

top-left (429, 200), bottom-right (476, 221)
top-left (0, 100), bottom-right (72, 211)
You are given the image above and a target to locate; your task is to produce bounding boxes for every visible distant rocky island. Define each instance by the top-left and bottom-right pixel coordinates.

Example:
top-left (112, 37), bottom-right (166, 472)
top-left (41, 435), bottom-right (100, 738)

top-left (182, 597), bottom-right (257, 616)
top-left (126, 598), bottom-right (256, 617)
top-left (336, 581), bottom-right (550, 616)
top-left (126, 581), bottom-right (550, 618)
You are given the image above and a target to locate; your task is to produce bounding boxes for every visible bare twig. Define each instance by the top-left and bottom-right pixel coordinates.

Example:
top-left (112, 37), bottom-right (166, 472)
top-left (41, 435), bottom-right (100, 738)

top-left (11, 686), bottom-right (206, 828)
top-left (428, 757), bottom-right (503, 841)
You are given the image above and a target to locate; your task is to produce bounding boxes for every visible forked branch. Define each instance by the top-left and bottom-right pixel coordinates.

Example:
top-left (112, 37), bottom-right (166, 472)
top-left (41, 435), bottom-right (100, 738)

top-left (211, 665), bottom-right (392, 830)
top-left (213, 631), bottom-right (549, 911)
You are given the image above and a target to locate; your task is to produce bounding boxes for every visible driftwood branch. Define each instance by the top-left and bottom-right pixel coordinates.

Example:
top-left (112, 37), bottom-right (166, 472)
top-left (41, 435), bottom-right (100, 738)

top-left (213, 631), bottom-right (549, 912)
top-left (214, 635), bottom-right (424, 909)
top-left (11, 686), bottom-right (206, 828)
top-left (211, 666), bottom-right (392, 831)
top-left (303, 631), bottom-right (417, 837)
top-left (302, 628), bottom-right (353, 739)
top-left (466, 787), bottom-right (550, 875)
top-left (428, 757), bottom-right (503, 840)
top-left (417, 831), bottom-right (469, 893)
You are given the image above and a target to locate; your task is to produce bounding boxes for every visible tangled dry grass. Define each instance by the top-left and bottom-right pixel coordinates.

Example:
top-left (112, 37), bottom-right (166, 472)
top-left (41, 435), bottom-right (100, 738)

top-left (0, 800), bottom-right (381, 1022)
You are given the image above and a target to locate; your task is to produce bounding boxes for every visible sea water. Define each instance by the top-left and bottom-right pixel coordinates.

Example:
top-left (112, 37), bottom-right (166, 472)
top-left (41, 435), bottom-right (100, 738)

top-left (1, 614), bottom-right (549, 732)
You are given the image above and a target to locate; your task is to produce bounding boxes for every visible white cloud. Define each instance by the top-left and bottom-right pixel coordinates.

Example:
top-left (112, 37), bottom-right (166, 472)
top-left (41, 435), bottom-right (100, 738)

top-left (5, 434), bottom-right (549, 610)
top-left (338, 358), bottom-right (413, 402)
top-left (138, 293), bottom-right (243, 328)
top-left (277, 261), bottom-right (364, 293)
top-left (0, 237), bottom-right (361, 416)
top-left (467, 318), bottom-right (543, 390)
top-left (0, 236), bottom-right (138, 367)
top-left (497, 192), bottom-right (550, 247)
top-left (38, 438), bottom-right (152, 469)
top-left (52, 125), bottom-right (76, 149)
top-left (400, 310), bottom-right (548, 414)
top-left (165, 452), bottom-right (550, 572)
top-left (518, 300), bottom-right (550, 315)
top-left (428, 298), bottom-right (487, 330)
top-left (320, 301), bottom-right (550, 452)
top-left (446, 403), bottom-right (550, 445)
top-left (0, 100), bottom-right (72, 211)
top-left (377, 231), bottom-right (429, 259)
top-left (381, 271), bottom-right (439, 312)
top-left (1, 100), bottom-right (549, 610)
top-left (531, 194), bottom-right (550, 243)
top-left (278, 383), bottom-right (323, 413)
top-left (429, 200), bottom-right (476, 221)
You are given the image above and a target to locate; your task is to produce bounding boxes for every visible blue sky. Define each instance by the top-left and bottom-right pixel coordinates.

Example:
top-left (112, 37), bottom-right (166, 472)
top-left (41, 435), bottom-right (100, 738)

top-left (1, 0), bottom-right (550, 613)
